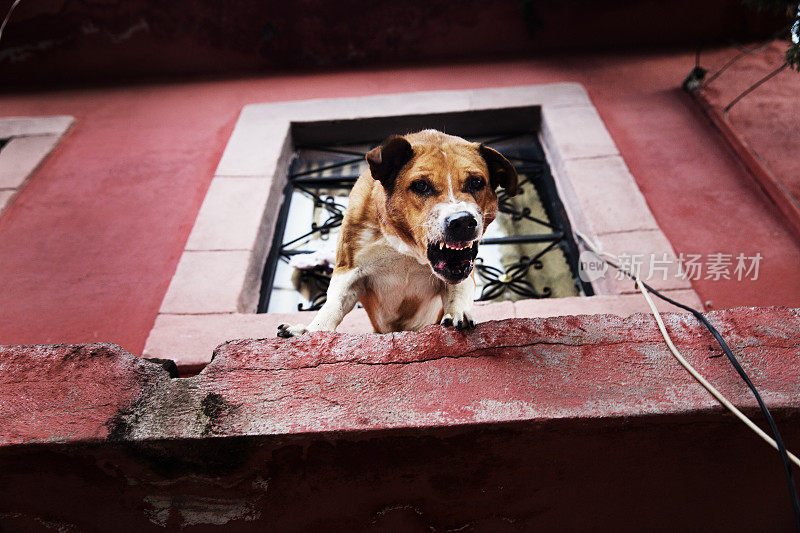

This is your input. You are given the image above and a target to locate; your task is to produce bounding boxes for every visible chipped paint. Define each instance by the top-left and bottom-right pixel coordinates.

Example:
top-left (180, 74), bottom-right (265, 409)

top-left (1, 309), bottom-right (800, 529)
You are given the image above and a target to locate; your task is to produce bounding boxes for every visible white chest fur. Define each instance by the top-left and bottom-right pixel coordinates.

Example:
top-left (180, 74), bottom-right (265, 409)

top-left (356, 239), bottom-right (445, 333)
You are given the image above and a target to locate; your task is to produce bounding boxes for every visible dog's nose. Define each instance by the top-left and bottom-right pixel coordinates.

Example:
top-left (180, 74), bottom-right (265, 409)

top-left (444, 211), bottom-right (478, 241)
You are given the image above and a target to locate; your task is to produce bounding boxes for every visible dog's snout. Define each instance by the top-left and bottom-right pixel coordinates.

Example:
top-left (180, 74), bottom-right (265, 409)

top-left (444, 211), bottom-right (478, 241)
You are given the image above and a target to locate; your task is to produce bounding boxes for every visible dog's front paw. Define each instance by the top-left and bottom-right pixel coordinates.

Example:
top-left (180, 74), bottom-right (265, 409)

top-left (440, 310), bottom-right (476, 330)
top-left (277, 323), bottom-right (309, 338)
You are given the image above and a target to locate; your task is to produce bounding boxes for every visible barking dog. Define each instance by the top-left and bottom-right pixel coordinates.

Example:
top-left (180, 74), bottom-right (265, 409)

top-left (277, 129), bottom-right (518, 337)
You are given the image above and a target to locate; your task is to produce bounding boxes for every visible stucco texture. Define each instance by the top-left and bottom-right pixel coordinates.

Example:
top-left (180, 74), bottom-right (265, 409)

top-left (0, 46), bottom-right (799, 354)
top-left (700, 39), bottom-right (800, 202)
top-left (1, 307), bottom-right (799, 529)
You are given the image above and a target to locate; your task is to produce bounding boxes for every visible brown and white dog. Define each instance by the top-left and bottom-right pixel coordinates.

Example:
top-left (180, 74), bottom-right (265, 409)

top-left (277, 129), bottom-right (518, 338)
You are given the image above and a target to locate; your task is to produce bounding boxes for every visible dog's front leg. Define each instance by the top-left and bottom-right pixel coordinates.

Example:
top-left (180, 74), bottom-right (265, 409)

top-left (277, 269), bottom-right (362, 338)
top-left (440, 275), bottom-right (476, 330)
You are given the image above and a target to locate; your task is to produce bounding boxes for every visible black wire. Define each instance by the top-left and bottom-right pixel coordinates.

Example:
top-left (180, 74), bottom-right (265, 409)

top-left (696, 24), bottom-right (792, 90)
top-left (596, 253), bottom-right (800, 530)
top-left (724, 62), bottom-right (789, 114)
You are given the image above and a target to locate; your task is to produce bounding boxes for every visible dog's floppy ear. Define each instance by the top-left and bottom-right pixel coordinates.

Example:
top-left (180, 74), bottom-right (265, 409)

top-left (479, 145), bottom-right (519, 197)
top-left (366, 135), bottom-right (414, 193)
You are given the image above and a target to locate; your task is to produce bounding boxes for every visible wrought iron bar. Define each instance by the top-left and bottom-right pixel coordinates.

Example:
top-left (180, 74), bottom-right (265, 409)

top-left (480, 233), bottom-right (563, 245)
top-left (258, 132), bottom-right (593, 313)
top-left (290, 157), bottom-right (364, 179)
top-left (292, 175), bottom-right (362, 185)
top-left (294, 145), bottom-right (368, 157)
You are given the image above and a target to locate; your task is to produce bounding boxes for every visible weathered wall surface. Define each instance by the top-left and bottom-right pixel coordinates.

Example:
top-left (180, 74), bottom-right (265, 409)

top-left (3, 50), bottom-right (799, 356)
top-left (1, 307), bottom-right (799, 530)
top-left (695, 39), bottom-right (800, 240)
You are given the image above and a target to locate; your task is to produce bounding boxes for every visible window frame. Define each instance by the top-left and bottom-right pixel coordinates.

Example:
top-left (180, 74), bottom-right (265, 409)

top-left (145, 84), bottom-right (699, 367)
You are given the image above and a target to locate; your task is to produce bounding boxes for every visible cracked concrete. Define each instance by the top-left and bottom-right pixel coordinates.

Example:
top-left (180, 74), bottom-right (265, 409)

top-left (4, 307), bottom-right (800, 445)
top-left (1, 307), bottom-right (799, 529)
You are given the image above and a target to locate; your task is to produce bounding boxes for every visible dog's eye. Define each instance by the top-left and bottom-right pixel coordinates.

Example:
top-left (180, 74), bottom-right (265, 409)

top-left (409, 179), bottom-right (433, 196)
top-left (465, 176), bottom-right (486, 193)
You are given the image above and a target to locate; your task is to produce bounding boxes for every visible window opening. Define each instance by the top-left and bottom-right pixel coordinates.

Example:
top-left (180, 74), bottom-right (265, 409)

top-left (258, 133), bottom-right (593, 313)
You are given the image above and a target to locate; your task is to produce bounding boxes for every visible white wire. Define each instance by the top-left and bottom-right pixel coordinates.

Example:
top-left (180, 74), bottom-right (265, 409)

top-left (0, 0), bottom-right (23, 45)
top-left (576, 230), bottom-right (800, 469)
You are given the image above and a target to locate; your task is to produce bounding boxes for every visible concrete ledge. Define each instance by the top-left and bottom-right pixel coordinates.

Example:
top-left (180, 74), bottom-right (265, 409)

top-left (2, 307), bottom-right (799, 529)
top-left (0, 191), bottom-right (13, 212)
top-left (0, 135), bottom-right (62, 189)
top-left (468, 83), bottom-right (591, 109)
top-left (541, 104), bottom-right (619, 161)
top-left (160, 251), bottom-right (254, 314)
top-left (19, 306), bottom-right (800, 441)
top-left (0, 115), bottom-right (74, 138)
top-left (595, 229), bottom-right (692, 294)
top-left (185, 177), bottom-right (273, 251)
top-left (0, 116), bottom-right (74, 214)
top-left (561, 155), bottom-right (659, 235)
top-left (214, 118), bottom-right (291, 178)
top-left (145, 290), bottom-right (704, 369)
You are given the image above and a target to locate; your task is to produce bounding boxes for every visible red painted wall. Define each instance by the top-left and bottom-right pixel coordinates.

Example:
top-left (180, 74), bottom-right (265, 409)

top-left (0, 47), bottom-right (799, 354)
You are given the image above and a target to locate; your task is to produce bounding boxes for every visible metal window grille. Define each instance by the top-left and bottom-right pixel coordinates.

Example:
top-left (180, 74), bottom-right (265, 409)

top-left (257, 133), bottom-right (593, 313)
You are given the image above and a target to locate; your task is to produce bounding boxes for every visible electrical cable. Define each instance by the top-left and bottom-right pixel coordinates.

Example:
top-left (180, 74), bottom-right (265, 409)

top-left (0, 0), bottom-right (23, 45)
top-left (724, 62), bottom-right (790, 114)
top-left (700, 24), bottom-right (793, 89)
top-left (576, 231), bottom-right (800, 530)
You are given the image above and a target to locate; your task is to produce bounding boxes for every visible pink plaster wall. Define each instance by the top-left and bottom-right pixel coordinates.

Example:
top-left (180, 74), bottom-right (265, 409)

top-left (0, 47), bottom-right (798, 354)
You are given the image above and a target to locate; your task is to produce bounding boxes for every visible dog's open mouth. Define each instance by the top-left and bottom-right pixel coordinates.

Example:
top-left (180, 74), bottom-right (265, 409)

top-left (426, 240), bottom-right (479, 283)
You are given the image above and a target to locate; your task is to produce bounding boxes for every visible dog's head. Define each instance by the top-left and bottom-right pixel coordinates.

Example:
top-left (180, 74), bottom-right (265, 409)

top-left (367, 129), bottom-right (518, 284)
